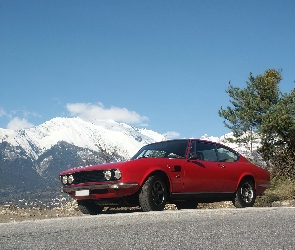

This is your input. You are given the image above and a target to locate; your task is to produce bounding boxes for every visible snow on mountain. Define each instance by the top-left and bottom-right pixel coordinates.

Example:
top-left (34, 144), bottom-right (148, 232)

top-left (0, 117), bottom-right (265, 205)
top-left (0, 117), bottom-right (166, 160)
top-left (0, 117), bottom-right (262, 163)
top-left (0, 117), bottom-right (168, 199)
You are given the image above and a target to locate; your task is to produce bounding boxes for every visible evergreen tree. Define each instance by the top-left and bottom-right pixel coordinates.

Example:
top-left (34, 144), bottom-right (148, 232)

top-left (219, 69), bottom-right (295, 179)
top-left (218, 69), bottom-right (281, 154)
top-left (259, 89), bottom-right (295, 178)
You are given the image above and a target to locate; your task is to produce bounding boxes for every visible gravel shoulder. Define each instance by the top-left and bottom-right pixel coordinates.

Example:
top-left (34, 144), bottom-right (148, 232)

top-left (0, 201), bottom-right (82, 223)
top-left (1, 199), bottom-right (294, 223)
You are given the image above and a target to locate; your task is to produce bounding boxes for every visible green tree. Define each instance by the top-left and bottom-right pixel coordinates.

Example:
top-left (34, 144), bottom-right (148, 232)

top-left (259, 89), bottom-right (295, 178)
top-left (218, 69), bottom-right (281, 154)
top-left (219, 69), bottom-right (295, 179)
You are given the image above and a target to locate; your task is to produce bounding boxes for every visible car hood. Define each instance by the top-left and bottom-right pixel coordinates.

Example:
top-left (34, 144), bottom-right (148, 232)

top-left (59, 161), bottom-right (128, 175)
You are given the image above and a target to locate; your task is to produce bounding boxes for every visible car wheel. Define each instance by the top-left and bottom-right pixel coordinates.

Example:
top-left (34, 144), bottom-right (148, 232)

top-left (233, 179), bottom-right (256, 208)
top-left (77, 200), bottom-right (103, 215)
top-left (139, 175), bottom-right (167, 212)
top-left (175, 201), bottom-right (198, 210)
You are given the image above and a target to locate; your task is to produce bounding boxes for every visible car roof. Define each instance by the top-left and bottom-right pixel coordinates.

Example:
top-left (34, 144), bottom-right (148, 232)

top-left (150, 139), bottom-right (239, 153)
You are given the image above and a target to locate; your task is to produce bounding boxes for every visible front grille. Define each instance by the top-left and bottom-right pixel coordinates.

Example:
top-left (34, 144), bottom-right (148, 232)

top-left (72, 170), bottom-right (105, 184)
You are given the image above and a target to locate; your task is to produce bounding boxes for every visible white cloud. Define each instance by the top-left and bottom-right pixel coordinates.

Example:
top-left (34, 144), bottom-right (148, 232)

top-left (66, 102), bottom-right (149, 125)
top-left (22, 110), bottom-right (41, 118)
top-left (0, 108), bottom-right (6, 117)
top-left (7, 117), bottom-right (34, 130)
top-left (53, 97), bottom-right (62, 105)
top-left (163, 131), bottom-right (180, 139)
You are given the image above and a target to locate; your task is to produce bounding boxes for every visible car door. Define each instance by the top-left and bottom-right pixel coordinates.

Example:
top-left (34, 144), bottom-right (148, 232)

top-left (166, 158), bottom-right (186, 193)
top-left (215, 145), bottom-right (241, 192)
top-left (183, 140), bottom-right (228, 193)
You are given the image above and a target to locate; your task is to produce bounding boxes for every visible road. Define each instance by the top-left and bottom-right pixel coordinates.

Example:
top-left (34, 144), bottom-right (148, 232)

top-left (0, 207), bottom-right (294, 250)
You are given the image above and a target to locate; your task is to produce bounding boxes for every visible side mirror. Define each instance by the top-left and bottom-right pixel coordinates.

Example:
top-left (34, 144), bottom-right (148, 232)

top-left (188, 154), bottom-right (200, 161)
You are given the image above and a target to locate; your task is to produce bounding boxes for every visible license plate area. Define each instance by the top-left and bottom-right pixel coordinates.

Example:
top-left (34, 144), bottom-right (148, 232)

top-left (75, 189), bottom-right (90, 196)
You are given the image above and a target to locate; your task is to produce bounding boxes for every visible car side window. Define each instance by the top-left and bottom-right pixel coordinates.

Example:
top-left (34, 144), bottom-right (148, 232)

top-left (216, 146), bottom-right (239, 162)
top-left (189, 141), bottom-right (218, 162)
top-left (132, 140), bottom-right (189, 159)
top-left (144, 149), bottom-right (166, 158)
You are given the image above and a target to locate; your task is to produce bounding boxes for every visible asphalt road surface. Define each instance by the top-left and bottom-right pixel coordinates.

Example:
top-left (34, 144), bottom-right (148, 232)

top-left (1, 207), bottom-right (294, 250)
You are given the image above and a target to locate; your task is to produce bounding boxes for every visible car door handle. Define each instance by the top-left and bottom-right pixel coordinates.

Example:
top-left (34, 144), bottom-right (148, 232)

top-left (218, 164), bottom-right (226, 168)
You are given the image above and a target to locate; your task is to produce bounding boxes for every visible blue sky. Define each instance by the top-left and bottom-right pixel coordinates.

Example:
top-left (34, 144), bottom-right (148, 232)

top-left (1, 1), bottom-right (294, 138)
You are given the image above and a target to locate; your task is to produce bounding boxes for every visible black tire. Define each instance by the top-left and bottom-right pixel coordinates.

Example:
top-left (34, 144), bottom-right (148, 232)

top-left (175, 201), bottom-right (198, 210)
top-left (139, 175), bottom-right (167, 212)
top-left (233, 179), bottom-right (256, 208)
top-left (77, 200), bottom-right (103, 215)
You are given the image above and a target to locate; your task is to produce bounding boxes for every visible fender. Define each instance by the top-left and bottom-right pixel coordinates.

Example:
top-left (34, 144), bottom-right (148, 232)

top-left (138, 165), bottom-right (172, 191)
top-left (236, 172), bottom-right (255, 190)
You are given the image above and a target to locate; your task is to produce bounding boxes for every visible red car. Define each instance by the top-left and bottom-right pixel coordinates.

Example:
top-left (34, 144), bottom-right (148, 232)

top-left (59, 139), bottom-right (270, 214)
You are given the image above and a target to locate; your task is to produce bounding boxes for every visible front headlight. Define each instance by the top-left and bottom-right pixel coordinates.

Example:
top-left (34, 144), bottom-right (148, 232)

top-left (68, 174), bottom-right (74, 184)
top-left (103, 169), bottom-right (122, 181)
top-left (61, 175), bottom-right (68, 185)
top-left (104, 170), bottom-right (112, 181)
top-left (113, 169), bottom-right (121, 180)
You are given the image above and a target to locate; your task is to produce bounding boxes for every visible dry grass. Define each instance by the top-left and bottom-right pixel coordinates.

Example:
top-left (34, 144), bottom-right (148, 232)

top-left (255, 177), bottom-right (295, 207)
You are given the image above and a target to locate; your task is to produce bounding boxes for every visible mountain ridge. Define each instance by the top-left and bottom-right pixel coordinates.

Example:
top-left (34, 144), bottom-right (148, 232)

top-left (0, 117), bottom-right (165, 160)
top-left (0, 117), bottom-right (166, 204)
top-left (0, 117), bottom-right (263, 206)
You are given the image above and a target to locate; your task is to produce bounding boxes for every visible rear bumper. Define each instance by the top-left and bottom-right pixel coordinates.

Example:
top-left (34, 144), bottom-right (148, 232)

top-left (61, 182), bottom-right (139, 193)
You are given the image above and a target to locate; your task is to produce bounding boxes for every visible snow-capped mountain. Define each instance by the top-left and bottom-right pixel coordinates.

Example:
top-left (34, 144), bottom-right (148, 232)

top-left (0, 117), bottom-right (165, 161)
top-left (0, 117), bottom-right (263, 205)
top-left (0, 117), bottom-right (166, 200)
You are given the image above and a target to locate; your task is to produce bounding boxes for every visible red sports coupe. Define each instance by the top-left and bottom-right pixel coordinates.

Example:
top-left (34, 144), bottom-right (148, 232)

top-left (59, 139), bottom-right (270, 214)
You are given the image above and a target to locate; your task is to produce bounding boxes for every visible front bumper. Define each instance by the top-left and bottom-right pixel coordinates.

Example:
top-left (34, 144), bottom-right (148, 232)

top-left (61, 182), bottom-right (139, 193)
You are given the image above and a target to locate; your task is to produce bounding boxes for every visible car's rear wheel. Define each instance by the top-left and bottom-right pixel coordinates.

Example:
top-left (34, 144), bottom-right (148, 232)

top-left (77, 200), bottom-right (103, 215)
top-left (139, 175), bottom-right (167, 212)
top-left (233, 179), bottom-right (256, 208)
top-left (175, 200), bottom-right (198, 210)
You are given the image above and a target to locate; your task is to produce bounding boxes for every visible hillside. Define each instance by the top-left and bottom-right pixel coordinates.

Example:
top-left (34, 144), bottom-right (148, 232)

top-left (0, 117), bottom-right (165, 206)
top-left (0, 117), bottom-right (264, 207)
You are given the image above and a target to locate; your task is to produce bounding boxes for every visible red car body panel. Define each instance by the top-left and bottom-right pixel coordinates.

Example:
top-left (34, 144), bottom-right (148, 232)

top-left (59, 139), bottom-right (270, 206)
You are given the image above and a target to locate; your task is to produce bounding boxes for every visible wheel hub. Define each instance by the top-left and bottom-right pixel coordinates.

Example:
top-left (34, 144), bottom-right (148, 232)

top-left (152, 181), bottom-right (165, 206)
top-left (241, 183), bottom-right (254, 203)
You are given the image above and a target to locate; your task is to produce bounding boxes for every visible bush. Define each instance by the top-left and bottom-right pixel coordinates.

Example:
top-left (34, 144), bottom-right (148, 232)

top-left (255, 177), bottom-right (295, 207)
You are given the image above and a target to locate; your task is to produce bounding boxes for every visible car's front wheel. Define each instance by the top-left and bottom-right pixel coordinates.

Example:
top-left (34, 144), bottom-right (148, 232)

top-left (233, 179), bottom-right (256, 208)
top-left (139, 175), bottom-right (167, 212)
top-left (77, 200), bottom-right (103, 215)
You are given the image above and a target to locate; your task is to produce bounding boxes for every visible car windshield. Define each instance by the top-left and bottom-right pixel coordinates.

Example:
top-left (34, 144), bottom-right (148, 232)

top-left (131, 140), bottom-right (189, 160)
